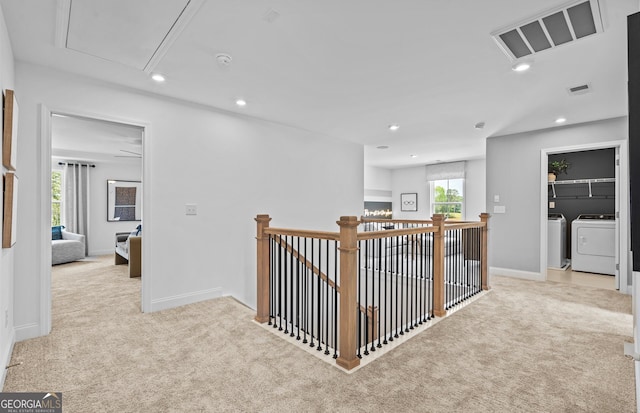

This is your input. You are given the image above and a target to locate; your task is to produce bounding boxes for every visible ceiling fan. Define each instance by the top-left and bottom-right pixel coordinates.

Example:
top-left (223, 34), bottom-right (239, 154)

top-left (115, 149), bottom-right (142, 158)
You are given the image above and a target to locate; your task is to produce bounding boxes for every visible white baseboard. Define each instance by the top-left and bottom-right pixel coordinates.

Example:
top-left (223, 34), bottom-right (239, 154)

top-left (490, 267), bottom-right (544, 282)
top-left (14, 323), bottom-right (40, 342)
top-left (150, 287), bottom-right (223, 312)
top-left (1, 328), bottom-right (15, 390)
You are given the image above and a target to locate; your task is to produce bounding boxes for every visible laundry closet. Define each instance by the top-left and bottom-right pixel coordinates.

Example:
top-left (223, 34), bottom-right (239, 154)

top-left (547, 148), bottom-right (616, 275)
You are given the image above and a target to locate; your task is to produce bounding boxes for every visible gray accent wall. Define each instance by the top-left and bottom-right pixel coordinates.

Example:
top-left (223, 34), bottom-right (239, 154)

top-left (486, 117), bottom-right (627, 274)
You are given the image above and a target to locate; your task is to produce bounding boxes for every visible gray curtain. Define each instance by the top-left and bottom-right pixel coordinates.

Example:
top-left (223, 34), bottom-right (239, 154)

top-left (63, 163), bottom-right (90, 255)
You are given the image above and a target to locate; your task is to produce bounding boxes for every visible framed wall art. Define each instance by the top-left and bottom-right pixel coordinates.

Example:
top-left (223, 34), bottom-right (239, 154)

top-left (3, 89), bottom-right (18, 170)
top-left (107, 180), bottom-right (142, 222)
top-left (400, 192), bottom-right (418, 212)
top-left (3, 172), bottom-right (18, 248)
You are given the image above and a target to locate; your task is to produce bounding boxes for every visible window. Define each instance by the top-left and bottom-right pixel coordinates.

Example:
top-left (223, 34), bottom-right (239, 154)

top-left (52, 170), bottom-right (62, 226)
top-left (431, 178), bottom-right (464, 220)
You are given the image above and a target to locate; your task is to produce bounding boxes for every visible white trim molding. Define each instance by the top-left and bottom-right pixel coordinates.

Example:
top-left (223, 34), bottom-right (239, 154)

top-left (490, 267), bottom-right (544, 282)
top-left (0, 328), bottom-right (15, 389)
top-left (14, 323), bottom-right (40, 342)
top-left (149, 287), bottom-right (223, 313)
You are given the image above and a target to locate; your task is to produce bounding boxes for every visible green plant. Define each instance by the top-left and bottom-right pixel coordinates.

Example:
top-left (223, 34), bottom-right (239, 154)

top-left (548, 159), bottom-right (570, 175)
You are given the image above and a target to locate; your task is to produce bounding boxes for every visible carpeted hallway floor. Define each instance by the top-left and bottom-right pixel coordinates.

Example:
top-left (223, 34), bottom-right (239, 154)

top-left (3, 255), bottom-right (635, 412)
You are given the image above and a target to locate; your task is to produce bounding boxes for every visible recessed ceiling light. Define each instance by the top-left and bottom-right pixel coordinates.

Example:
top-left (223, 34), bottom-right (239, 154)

top-left (236, 99), bottom-right (247, 107)
top-left (474, 121), bottom-right (485, 129)
top-left (151, 73), bottom-right (166, 82)
top-left (512, 62), bottom-right (531, 72)
top-left (555, 117), bottom-right (567, 124)
top-left (410, 154), bottom-right (418, 158)
top-left (376, 145), bottom-right (389, 150)
top-left (388, 124), bottom-right (400, 131)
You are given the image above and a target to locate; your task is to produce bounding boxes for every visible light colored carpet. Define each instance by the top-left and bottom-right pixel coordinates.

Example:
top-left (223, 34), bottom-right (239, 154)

top-left (3, 255), bottom-right (635, 412)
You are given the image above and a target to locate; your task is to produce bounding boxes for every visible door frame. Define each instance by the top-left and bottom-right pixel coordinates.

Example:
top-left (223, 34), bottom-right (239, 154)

top-left (539, 140), bottom-right (629, 294)
top-left (39, 104), bottom-right (152, 335)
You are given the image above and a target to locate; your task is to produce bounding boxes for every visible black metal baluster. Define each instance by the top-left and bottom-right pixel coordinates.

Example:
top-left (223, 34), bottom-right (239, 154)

top-left (333, 241), bottom-right (338, 359)
top-left (310, 239), bottom-right (315, 348)
top-left (378, 233), bottom-right (391, 344)
top-left (317, 239), bottom-right (322, 351)
top-left (303, 237), bottom-right (308, 343)
top-left (364, 239), bottom-right (369, 356)
top-left (296, 237), bottom-right (301, 340)
top-left (278, 235), bottom-right (283, 330)
top-left (371, 238), bottom-right (378, 351)
top-left (357, 240), bottom-right (362, 359)
top-left (399, 235), bottom-right (404, 335)
top-left (418, 233), bottom-right (423, 325)
top-left (325, 239), bottom-right (330, 355)
top-left (269, 236), bottom-right (273, 326)
top-left (393, 235), bottom-right (399, 339)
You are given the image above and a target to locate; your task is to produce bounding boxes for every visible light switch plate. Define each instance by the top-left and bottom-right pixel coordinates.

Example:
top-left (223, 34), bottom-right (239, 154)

top-left (549, 201), bottom-right (555, 208)
top-left (493, 205), bottom-right (506, 214)
top-left (185, 204), bottom-right (197, 215)
top-left (494, 195), bottom-right (500, 202)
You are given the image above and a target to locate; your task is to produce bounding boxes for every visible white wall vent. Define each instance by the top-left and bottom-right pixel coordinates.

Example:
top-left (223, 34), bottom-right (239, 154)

top-left (491, 0), bottom-right (603, 61)
top-left (567, 83), bottom-right (592, 95)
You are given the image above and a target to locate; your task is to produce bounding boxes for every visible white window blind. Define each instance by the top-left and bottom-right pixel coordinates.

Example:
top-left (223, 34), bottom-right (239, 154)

top-left (425, 161), bottom-right (466, 181)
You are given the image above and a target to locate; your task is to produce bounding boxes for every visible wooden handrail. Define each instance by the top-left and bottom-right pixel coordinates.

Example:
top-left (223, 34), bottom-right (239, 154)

top-left (270, 234), bottom-right (339, 291)
top-left (357, 226), bottom-right (438, 240)
top-left (264, 227), bottom-right (340, 241)
top-left (360, 217), bottom-right (434, 225)
top-left (444, 222), bottom-right (487, 231)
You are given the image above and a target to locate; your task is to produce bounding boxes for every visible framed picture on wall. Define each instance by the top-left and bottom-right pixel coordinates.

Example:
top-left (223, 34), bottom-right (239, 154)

top-left (3, 172), bottom-right (18, 248)
top-left (3, 89), bottom-right (18, 170)
top-left (107, 180), bottom-right (142, 221)
top-left (400, 193), bottom-right (418, 212)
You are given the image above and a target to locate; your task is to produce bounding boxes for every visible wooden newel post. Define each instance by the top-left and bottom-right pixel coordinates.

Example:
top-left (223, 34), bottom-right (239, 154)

top-left (432, 214), bottom-right (446, 317)
top-left (336, 216), bottom-right (360, 370)
top-left (480, 213), bottom-right (490, 291)
top-left (255, 214), bottom-right (272, 323)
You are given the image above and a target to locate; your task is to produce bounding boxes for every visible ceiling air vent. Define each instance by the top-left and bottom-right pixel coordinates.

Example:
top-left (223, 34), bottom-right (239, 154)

top-left (491, 0), bottom-right (603, 61)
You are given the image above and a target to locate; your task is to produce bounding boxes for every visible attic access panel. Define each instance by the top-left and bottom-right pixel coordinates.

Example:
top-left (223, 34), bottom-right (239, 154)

top-left (61, 0), bottom-right (199, 71)
top-left (491, 0), bottom-right (603, 61)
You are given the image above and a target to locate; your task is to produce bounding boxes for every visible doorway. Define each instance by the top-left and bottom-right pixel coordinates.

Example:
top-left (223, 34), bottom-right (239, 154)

top-left (40, 107), bottom-right (150, 336)
top-left (540, 141), bottom-right (629, 293)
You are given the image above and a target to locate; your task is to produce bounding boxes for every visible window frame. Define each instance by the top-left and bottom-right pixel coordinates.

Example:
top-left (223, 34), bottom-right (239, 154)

top-left (430, 178), bottom-right (465, 220)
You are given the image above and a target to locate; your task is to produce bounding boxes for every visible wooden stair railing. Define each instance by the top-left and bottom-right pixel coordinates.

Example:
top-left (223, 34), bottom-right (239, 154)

top-left (256, 213), bottom-right (490, 371)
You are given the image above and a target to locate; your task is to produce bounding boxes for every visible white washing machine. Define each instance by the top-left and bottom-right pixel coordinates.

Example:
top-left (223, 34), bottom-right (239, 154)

top-left (547, 213), bottom-right (567, 268)
top-left (571, 214), bottom-right (616, 275)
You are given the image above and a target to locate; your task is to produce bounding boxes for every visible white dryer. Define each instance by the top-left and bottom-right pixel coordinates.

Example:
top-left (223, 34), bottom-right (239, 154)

top-left (571, 214), bottom-right (615, 275)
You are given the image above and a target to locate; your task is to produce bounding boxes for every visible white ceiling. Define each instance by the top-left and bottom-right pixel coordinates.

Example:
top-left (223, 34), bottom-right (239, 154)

top-left (1, 0), bottom-right (638, 168)
top-left (51, 114), bottom-right (143, 164)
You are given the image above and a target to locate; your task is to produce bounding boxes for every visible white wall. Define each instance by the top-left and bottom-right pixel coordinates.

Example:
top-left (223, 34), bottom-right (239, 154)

top-left (53, 159), bottom-right (142, 256)
top-left (14, 62), bottom-right (363, 340)
top-left (364, 165), bottom-right (392, 202)
top-left (390, 161), bottom-right (487, 221)
top-left (391, 166), bottom-right (430, 220)
top-left (486, 117), bottom-right (627, 275)
top-left (0, 3), bottom-right (15, 387)
top-left (465, 158), bottom-right (487, 220)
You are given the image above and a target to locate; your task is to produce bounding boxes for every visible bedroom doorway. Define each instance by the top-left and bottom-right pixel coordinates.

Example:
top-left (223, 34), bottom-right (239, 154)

top-left (41, 108), bottom-right (150, 336)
